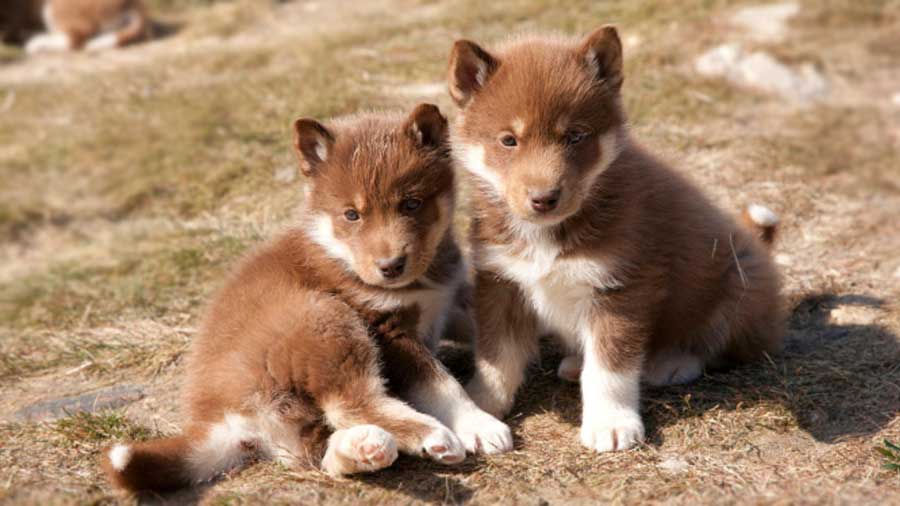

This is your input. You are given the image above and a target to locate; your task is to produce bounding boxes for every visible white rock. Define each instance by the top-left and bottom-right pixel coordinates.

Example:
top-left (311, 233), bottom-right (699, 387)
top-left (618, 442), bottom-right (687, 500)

top-left (274, 166), bottom-right (297, 184)
top-left (658, 456), bottom-right (689, 474)
top-left (731, 2), bottom-right (800, 42)
top-left (695, 43), bottom-right (743, 77)
top-left (694, 45), bottom-right (828, 103)
top-left (829, 306), bottom-right (879, 326)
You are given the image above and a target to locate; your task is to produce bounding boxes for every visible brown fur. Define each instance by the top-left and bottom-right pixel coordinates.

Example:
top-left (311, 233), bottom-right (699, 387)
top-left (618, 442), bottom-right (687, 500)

top-left (0, 0), bottom-right (43, 44)
top-left (103, 105), bottom-right (480, 495)
top-left (449, 26), bottom-right (784, 451)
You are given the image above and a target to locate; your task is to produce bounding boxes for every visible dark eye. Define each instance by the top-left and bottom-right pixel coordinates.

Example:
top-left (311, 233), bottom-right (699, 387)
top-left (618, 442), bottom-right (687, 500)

top-left (344, 209), bottom-right (360, 221)
top-left (402, 198), bottom-right (423, 212)
top-left (499, 134), bottom-right (518, 147)
top-left (564, 130), bottom-right (589, 146)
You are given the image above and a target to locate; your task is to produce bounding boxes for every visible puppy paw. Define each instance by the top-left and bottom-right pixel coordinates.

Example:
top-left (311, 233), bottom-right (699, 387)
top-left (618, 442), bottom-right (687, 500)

top-left (453, 409), bottom-right (513, 455)
top-left (421, 426), bottom-right (466, 465)
top-left (580, 409), bottom-right (644, 452)
top-left (557, 354), bottom-right (583, 382)
top-left (323, 425), bottom-right (397, 475)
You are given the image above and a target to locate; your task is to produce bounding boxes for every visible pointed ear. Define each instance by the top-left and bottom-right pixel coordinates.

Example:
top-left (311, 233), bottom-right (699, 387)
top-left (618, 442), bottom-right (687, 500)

top-left (579, 25), bottom-right (623, 91)
top-left (292, 118), bottom-right (335, 176)
top-left (448, 39), bottom-right (499, 107)
top-left (404, 103), bottom-right (448, 150)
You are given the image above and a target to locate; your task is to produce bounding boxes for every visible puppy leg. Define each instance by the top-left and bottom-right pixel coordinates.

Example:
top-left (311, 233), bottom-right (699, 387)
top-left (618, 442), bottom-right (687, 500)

top-left (465, 271), bottom-right (539, 418)
top-left (372, 314), bottom-right (512, 455)
top-left (579, 304), bottom-right (653, 453)
top-left (321, 425), bottom-right (398, 476)
top-left (25, 32), bottom-right (71, 53)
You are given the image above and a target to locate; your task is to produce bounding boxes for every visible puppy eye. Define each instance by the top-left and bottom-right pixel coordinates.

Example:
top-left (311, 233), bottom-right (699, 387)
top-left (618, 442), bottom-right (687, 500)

top-left (499, 134), bottom-right (518, 148)
top-left (564, 130), bottom-right (590, 146)
top-left (344, 209), bottom-right (360, 221)
top-left (401, 198), bottom-right (423, 212)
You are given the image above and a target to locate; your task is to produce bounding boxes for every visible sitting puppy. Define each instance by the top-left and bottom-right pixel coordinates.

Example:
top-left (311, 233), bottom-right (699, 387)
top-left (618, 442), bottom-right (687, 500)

top-left (448, 26), bottom-right (783, 452)
top-left (102, 104), bottom-right (511, 494)
top-left (26, 0), bottom-right (148, 53)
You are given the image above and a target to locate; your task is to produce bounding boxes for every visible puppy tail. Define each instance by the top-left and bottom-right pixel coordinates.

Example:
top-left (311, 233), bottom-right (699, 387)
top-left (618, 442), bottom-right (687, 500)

top-left (741, 204), bottom-right (779, 247)
top-left (102, 436), bottom-right (198, 494)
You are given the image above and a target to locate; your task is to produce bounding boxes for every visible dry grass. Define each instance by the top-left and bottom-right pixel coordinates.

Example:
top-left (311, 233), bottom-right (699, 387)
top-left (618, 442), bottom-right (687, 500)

top-left (1, 0), bottom-right (899, 504)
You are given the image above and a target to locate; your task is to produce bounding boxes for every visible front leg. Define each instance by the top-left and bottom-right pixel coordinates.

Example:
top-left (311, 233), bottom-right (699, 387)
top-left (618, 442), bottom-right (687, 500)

top-left (579, 309), bottom-right (649, 452)
top-left (371, 310), bottom-right (513, 455)
top-left (465, 270), bottom-right (540, 418)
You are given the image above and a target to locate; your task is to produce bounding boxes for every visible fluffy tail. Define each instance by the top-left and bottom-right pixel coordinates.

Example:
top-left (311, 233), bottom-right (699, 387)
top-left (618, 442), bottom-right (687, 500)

top-left (741, 204), bottom-right (779, 246)
top-left (102, 436), bottom-right (196, 494)
top-left (103, 416), bottom-right (259, 494)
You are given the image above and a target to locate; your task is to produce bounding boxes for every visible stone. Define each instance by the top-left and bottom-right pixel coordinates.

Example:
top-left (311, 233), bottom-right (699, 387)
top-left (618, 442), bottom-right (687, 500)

top-left (695, 44), bottom-right (827, 103)
top-left (273, 165), bottom-right (297, 184)
top-left (829, 306), bottom-right (879, 326)
top-left (658, 456), bottom-right (689, 474)
top-left (731, 3), bottom-right (800, 42)
top-left (14, 384), bottom-right (145, 422)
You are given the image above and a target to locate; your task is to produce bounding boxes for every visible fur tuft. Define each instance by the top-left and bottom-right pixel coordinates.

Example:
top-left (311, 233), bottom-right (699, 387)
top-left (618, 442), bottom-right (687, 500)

top-left (742, 204), bottom-right (779, 246)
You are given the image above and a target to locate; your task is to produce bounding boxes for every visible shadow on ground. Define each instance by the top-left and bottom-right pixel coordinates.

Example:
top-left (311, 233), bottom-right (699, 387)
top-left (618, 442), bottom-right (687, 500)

top-left (445, 293), bottom-right (900, 448)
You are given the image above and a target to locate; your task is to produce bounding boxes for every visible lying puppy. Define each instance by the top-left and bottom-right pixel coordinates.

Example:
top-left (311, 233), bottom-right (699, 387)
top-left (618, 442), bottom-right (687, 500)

top-left (448, 26), bottom-right (783, 452)
top-left (26, 0), bottom-right (148, 53)
top-left (103, 104), bottom-right (511, 494)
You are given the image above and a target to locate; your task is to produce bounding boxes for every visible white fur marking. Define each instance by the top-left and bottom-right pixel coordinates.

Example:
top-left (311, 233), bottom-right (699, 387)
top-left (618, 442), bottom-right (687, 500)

top-left (186, 413), bottom-right (259, 483)
top-left (108, 444), bottom-right (132, 472)
top-left (579, 345), bottom-right (644, 452)
top-left (456, 143), bottom-right (506, 195)
top-left (25, 33), bottom-right (72, 53)
top-left (85, 33), bottom-right (119, 52)
top-left (308, 213), bottom-right (355, 267)
top-left (747, 204), bottom-right (779, 227)
top-left (314, 140), bottom-right (328, 162)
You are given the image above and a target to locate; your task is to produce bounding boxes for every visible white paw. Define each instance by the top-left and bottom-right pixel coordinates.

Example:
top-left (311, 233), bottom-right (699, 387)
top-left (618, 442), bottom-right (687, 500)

top-left (465, 376), bottom-right (513, 419)
top-left (580, 409), bottom-right (644, 452)
top-left (452, 409), bottom-right (513, 455)
top-left (326, 425), bottom-right (397, 475)
top-left (557, 354), bottom-right (583, 382)
top-left (421, 426), bottom-right (466, 465)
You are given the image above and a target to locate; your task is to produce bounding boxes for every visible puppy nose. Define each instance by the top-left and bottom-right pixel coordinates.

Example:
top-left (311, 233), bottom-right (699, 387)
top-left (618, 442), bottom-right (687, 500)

top-left (529, 189), bottom-right (561, 213)
top-left (376, 256), bottom-right (407, 279)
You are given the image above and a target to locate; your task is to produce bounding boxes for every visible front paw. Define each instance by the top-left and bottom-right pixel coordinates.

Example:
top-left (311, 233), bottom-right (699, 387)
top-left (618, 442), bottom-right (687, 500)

top-left (453, 409), bottom-right (513, 455)
top-left (580, 409), bottom-right (644, 452)
top-left (421, 426), bottom-right (466, 465)
top-left (465, 376), bottom-right (513, 419)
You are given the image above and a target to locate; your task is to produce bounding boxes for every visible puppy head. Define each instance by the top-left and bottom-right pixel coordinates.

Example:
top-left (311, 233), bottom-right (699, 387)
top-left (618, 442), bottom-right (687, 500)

top-left (294, 104), bottom-right (454, 288)
top-left (449, 26), bottom-right (626, 226)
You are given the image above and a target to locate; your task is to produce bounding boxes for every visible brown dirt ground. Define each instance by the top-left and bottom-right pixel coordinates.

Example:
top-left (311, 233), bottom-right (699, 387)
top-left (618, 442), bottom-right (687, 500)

top-left (1, 0), bottom-right (898, 504)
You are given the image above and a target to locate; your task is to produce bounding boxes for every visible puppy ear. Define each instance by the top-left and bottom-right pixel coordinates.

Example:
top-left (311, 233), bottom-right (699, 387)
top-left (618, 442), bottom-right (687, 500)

top-left (448, 39), bottom-right (499, 107)
top-left (404, 103), bottom-right (448, 150)
top-left (579, 25), bottom-right (623, 91)
top-left (292, 118), bottom-right (335, 176)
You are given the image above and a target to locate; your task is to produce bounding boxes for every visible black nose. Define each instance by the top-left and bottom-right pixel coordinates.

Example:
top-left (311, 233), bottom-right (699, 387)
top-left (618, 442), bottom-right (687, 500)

top-left (376, 256), bottom-right (407, 279)
top-left (529, 189), bottom-right (561, 213)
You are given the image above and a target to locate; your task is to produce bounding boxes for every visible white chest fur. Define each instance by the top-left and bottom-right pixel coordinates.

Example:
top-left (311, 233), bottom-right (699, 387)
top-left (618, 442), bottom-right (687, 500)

top-left (478, 232), bottom-right (621, 343)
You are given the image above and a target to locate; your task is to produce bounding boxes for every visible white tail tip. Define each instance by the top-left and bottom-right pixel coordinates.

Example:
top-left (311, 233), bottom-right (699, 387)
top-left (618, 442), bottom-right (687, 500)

top-left (747, 204), bottom-right (779, 227)
top-left (108, 444), bottom-right (133, 472)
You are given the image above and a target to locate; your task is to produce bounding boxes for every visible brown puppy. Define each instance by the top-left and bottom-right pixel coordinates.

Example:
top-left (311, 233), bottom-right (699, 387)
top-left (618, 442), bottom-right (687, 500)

top-left (102, 105), bottom-right (511, 495)
top-left (25, 0), bottom-right (148, 53)
top-left (448, 27), bottom-right (783, 453)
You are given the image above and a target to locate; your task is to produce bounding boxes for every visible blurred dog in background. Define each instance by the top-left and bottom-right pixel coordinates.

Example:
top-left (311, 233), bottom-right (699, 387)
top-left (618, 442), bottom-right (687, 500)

top-left (18, 0), bottom-right (149, 53)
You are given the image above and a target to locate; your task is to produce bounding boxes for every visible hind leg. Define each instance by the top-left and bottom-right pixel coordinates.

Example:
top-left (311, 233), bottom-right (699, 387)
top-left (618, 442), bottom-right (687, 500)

top-left (321, 425), bottom-right (398, 476)
top-left (643, 350), bottom-right (703, 386)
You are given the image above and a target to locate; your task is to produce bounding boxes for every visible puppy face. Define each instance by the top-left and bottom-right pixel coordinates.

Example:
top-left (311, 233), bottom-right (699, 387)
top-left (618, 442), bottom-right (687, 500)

top-left (294, 104), bottom-right (454, 288)
top-left (449, 26), bottom-right (626, 226)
